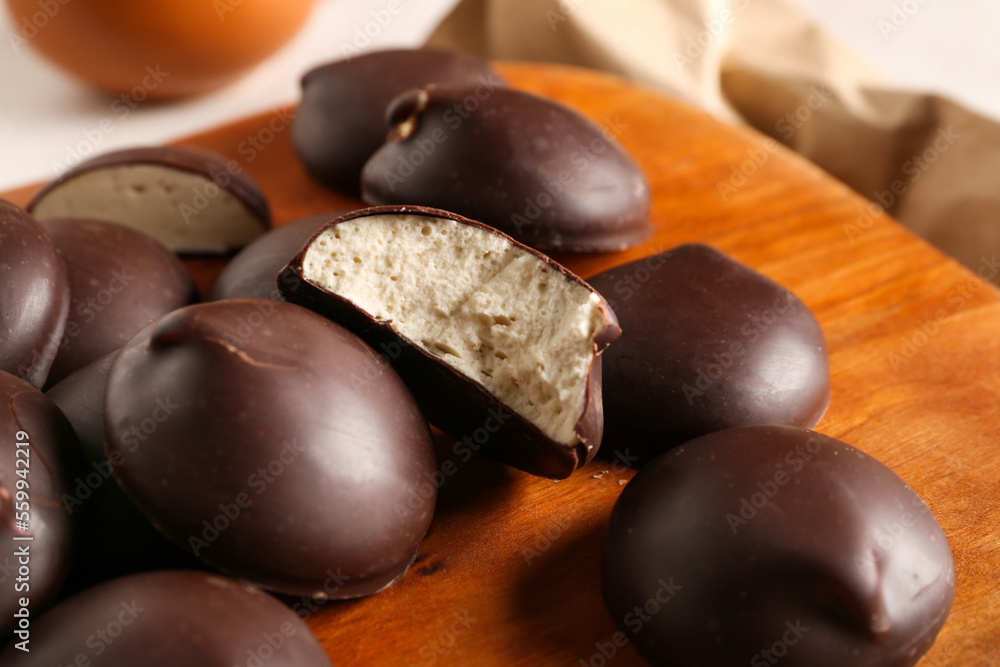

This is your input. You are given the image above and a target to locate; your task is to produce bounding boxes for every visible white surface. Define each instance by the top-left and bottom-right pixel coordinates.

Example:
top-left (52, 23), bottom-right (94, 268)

top-left (1, 0), bottom-right (999, 191)
top-left (0, 0), bottom-right (460, 191)
top-left (791, 0), bottom-right (1000, 122)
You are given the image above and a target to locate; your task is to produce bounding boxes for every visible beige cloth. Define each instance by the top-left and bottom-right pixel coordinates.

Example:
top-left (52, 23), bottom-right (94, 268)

top-left (428, 0), bottom-right (1000, 281)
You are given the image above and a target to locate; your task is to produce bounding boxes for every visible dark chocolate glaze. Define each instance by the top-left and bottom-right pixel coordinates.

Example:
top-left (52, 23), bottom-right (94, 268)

top-left (1, 371), bottom-right (79, 638)
top-left (361, 85), bottom-right (652, 252)
top-left (588, 244), bottom-right (829, 465)
top-left (0, 199), bottom-right (70, 388)
top-left (27, 145), bottom-right (271, 232)
top-left (47, 351), bottom-right (118, 461)
top-left (602, 425), bottom-right (955, 667)
top-left (1, 571), bottom-right (332, 666)
top-left (104, 299), bottom-right (436, 598)
top-left (41, 218), bottom-right (199, 387)
top-left (279, 206), bottom-right (620, 479)
top-left (294, 48), bottom-right (504, 195)
top-left (209, 210), bottom-right (350, 301)
top-left (46, 351), bottom-right (203, 592)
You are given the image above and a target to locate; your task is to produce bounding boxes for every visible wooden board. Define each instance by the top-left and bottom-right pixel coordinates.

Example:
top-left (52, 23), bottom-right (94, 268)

top-left (5, 62), bottom-right (1000, 666)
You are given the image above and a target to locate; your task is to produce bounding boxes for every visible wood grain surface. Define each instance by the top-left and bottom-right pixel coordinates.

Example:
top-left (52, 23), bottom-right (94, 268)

top-left (5, 62), bottom-right (999, 666)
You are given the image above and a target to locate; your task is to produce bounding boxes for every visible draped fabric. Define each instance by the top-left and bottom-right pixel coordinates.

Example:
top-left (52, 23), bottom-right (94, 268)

top-left (428, 0), bottom-right (1000, 281)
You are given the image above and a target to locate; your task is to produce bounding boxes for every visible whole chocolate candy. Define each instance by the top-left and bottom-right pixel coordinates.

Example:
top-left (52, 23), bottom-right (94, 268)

top-left (602, 425), bottom-right (955, 667)
top-left (1, 570), bottom-right (332, 666)
top-left (28, 146), bottom-right (271, 253)
top-left (40, 218), bottom-right (199, 387)
top-left (361, 85), bottom-right (652, 252)
top-left (1, 370), bottom-right (79, 640)
top-left (280, 206), bottom-right (620, 479)
top-left (588, 244), bottom-right (829, 465)
top-left (209, 210), bottom-right (349, 301)
top-left (47, 351), bottom-right (117, 461)
top-left (46, 352), bottom-right (203, 592)
top-left (0, 199), bottom-right (70, 388)
top-left (294, 48), bottom-right (504, 195)
top-left (104, 299), bottom-right (436, 597)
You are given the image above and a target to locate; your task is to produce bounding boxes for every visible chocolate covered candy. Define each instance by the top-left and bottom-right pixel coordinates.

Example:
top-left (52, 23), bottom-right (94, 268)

top-left (1, 371), bottom-right (78, 639)
top-left (0, 199), bottom-right (70, 388)
top-left (41, 218), bottom-right (198, 386)
top-left (104, 299), bottom-right (436, 597)
top-left (602, 425), bottom-right (955, 667)
top-left (28, 146), bottom-right (271, 253)
top-left (279, 206), bottom-right (620, 479)
top-left (47, 351), bottom-right (117, 461)
top-left (588, 244), bottom-right (829, 464)
top-left (361, 86), bottom-right (651, 251)
top-left (1, 571), bottom-right (332, 666)
top-left (47, 352), bottom-right (202, 591)
top-left (209, 210), bottom-right (349, 301)
top-left (294, 48), bottom-right (503, 195)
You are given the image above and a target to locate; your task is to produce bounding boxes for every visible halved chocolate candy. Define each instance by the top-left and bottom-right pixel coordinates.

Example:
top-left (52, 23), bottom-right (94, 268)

top-left (361, 86), bottom-right (652, 252)
top-left (279, 206), bottom-right (621, 479)
top-left (602, 425), bottom-right (956, 667)
top-left (294, 48), bottom-right (504, 195)
top-left (0, 199), bottom-right (70, 388)
top-left (28, 146), bottom-right (271, 253)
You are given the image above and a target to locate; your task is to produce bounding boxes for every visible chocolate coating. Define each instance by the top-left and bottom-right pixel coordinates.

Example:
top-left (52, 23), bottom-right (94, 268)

top-left (27, 146), bottom-right (271, 253)
top-left (41, 218), bottom-right (199, 387)
top-left (29, 146), bottom-right (270, 229)
top-left (361, 85), bottom-right (652, 252)
top-left (294, 48), bottom-right (504, 195)
top-left (46, 352), bottom-right (203, 592)
top-left (1, 371), bottom-right (78, 638)
top-left (588, 244), bottom-right (829, 465)
top-left (602, 425), bottom-right (955, 667)
top-left (0, 199), bottom-right (70, 388)
top-left (104, 299), bottom-right (436, 597)
top-left (47, 351), bottom-right (118, 460)
top-left (1, 570), bottom-right (332, 666)
top-left (209, 210), bottom-right (349, 301)
top-left (279, 206), bottom-right (620, 479)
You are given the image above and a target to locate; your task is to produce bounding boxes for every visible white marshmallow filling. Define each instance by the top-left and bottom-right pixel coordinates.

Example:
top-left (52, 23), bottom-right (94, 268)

top-left (31, 165), bottom-right (266, 252)
top-left (301, 214), bottom-right (608, 445)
